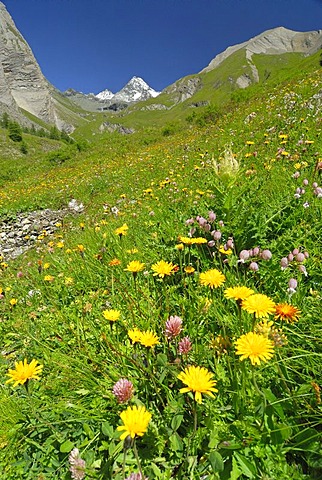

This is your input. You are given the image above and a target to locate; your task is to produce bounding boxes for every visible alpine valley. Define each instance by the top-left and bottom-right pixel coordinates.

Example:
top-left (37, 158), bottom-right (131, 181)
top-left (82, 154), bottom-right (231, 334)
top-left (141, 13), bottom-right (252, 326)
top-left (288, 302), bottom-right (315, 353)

top-left (0, 2), bottom-right (322, 480)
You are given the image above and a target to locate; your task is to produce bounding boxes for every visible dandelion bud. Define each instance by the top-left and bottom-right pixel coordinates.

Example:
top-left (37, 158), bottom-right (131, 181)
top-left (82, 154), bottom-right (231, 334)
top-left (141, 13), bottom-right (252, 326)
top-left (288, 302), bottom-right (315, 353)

top-left (208, 211), bottom-right (216, 222)
top-left (17, 271), bottom-right (24, 278)
top-left (204, 223), bottom-right (211, 232)
top-left (304, 251), bottom-right (309, 259)
top-left (312, 182), bottom-right (318, 188)
top-left (300, 188), bottom-right (305, 195)
top-left (303, 179), bottom-right (309, 186)
top-left (295, 188), bottom-right (301, 195)
top-left (208, 240), bottom-right (216, 247)
top-left (218, 220), bottom-right (224, 227)
top-left (178, 336), bottom-right (192, 355)
top-left (295, 252), bottom-right (305, 263)
top-left (249, 262), bottom-right (259, 271)
top-left (261, 249), bottom-right (272, 260)
top-left (239, 250), bottom-right (250, 261)
top-left (252, 247), bottom-right (260, 256)
top-left (165, 315), bottom-right (183, 339)
top-left (292, 248), bottom-right (299, 255)
top-left (293, 171), bottom-right (300, 178)
top-left (69, 448), bottom-right (86, 480)
top-left (287, 253), bottom-right (294, 262)
top-left (212, 230), bottom-right (222, 241)
top-left (112, 379), bottom-right (134, 403)
top-left (189, 227), bottom-right (196, 236)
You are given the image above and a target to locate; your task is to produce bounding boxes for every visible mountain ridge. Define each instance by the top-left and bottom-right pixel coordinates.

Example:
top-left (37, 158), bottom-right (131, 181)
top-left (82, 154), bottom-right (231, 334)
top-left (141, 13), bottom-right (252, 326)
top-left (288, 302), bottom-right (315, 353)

top-left (201, 26), bottom-right (322, 73)
top-left (0, 0), bottom-right (321, 130)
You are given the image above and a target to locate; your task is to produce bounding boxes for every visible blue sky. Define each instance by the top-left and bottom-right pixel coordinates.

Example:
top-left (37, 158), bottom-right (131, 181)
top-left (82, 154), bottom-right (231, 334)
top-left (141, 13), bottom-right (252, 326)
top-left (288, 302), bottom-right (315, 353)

top-left (3, 0), bottom-right (322, 94)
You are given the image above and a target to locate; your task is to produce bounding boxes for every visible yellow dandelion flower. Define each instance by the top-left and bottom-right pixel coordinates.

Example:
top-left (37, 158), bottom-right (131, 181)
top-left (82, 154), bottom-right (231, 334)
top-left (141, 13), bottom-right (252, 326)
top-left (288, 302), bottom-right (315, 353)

top-left (115, 224), bottom-right (128, 236)
top-left (224, 286), bottom-right (254, 301)
top-left (56, 242), bottom-right (64, 248)
top-left (117, 405), bottom-right (152, 440)
top-left (44, 275), bottom-right (54, 282)
top-left (235, 332), bottom-right (274, 365)
top-left (176, 243), bottom-right (184, 250)
top-left (124, 260), bottom-right (145, 273)
top-left (139, 330), bottom-right (159, 348)
top-left (184, 265), bottom-right (195, 274)
top-left (102, 309), bottom-right (121, 322)
top-left (109, 258), bottom-right (121, 266)
top-left (199, 269), bottom-right (225, 289)
top-left (128, 328), bottom-right (142, 344)
top-left (178, 365), bottom-right (218, 404)
top-left (65, 277), bottom-right (74, 286)
top-left (151, 260), bottom-right (176, 278)
top-left (218, 245), bottom-right (233, 255)
top-left (43, 263), bottom-right (51, 270)
top-left (275, 303), bottom-right (300, 323)
top-left (246, 141), bottom-right (255, 145)
top-left (6, 359), bottom-right (43, 387)
top-left (241, 294), bottom-right (276, 318)
top-left (178, 236), bottom-right (195, 246)
top-left (193, 237), bottom-right (208, 245)
top-left (126, 248), bottom-right (139, 254)
top-left (9, 298), bottom-right (17, 306)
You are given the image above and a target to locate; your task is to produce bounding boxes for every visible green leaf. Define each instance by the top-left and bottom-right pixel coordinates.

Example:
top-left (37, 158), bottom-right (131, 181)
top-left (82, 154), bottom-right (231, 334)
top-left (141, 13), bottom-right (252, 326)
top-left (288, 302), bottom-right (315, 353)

top-left (83, 423), bottom-right (95, 439)
top-left (262, 388), bottom-right (285, 420)
top-left (208, 451), bottom-right (224, 472)
top-left (59, 440), bottom-right (74, 453)
top-left (101, 422), bottom-right (114, 437)
top-left (75, 389), bottom-right (90, 395)
top-left (169, 432), bottom-right (183, 452)
top-left (171, 414), bottom-right (183, 431)
top-left (234, 452), bottom-right (256, 478)
top-left (156, 353), bottom-right (168, 365)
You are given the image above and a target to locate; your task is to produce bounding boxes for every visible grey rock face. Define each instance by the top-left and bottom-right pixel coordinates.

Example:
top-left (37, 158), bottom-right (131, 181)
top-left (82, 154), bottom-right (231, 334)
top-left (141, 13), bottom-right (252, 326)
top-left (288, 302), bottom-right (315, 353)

top-left (0, 2), bottom-right (73, 129)
top-left (163, 77), bottom-right (202, 104)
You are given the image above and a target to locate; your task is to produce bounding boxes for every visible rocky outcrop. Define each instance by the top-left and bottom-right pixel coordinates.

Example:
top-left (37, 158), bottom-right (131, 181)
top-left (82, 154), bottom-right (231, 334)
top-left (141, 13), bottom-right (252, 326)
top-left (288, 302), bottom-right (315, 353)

top-left (163, 77), bottom-right (202, 104)
top-left (99, 122), bottom-right (135, 135)
top-left (0, 201), bottom-right (84, 260)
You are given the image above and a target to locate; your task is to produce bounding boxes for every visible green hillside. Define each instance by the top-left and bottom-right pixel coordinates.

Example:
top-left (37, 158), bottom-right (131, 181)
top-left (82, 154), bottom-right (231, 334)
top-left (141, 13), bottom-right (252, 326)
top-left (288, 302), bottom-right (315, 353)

top-left (0, 54), bottom-right (321, 479)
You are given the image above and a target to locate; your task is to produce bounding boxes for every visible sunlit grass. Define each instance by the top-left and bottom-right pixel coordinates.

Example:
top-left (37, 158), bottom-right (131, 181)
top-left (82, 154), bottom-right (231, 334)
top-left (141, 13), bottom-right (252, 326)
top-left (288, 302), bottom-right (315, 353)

top-left (0, 66), bottom-right (321, 479)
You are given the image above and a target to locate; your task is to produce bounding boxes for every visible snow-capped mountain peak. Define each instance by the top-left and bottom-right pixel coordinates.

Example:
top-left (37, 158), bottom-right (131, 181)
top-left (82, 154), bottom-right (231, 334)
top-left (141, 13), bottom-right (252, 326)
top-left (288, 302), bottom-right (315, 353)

top-left (96, 88), bottom-right (114, 101)
top-left (95, 76), bottom-right (160, 103)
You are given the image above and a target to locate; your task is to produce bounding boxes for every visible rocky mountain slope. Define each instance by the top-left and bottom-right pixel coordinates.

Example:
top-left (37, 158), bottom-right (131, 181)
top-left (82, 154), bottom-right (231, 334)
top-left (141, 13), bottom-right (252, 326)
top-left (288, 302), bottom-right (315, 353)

top-left (201, 26), bottom-right (322, 73)
top-left (136, 27), bottom-right (322, 111)
top-left (0, 2), bottom-right (82, 130)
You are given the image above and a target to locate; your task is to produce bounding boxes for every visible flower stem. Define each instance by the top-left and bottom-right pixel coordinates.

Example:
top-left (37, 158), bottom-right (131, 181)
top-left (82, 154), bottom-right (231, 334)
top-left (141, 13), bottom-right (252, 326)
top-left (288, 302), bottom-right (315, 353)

top-left (133, 439), bottom-right (143, 479)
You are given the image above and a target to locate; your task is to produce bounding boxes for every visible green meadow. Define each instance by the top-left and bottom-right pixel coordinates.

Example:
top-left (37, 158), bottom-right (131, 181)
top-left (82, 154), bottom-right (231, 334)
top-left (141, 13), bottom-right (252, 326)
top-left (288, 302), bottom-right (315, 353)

top-left (0, 58), bottom-right (321, 479)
